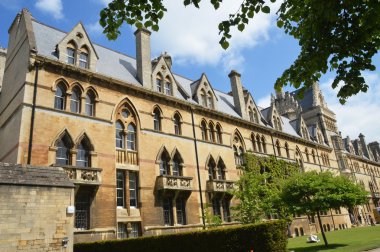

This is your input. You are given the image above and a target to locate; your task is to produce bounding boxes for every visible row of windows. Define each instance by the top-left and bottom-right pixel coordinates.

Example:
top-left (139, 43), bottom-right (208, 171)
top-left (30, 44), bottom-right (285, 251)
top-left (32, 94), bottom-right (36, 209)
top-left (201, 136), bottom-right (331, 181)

top-left (55, 132), bottom-right (92, 167)
top-left (54, 82), bottom-right (96, 117)
top-left (200, 120), bottom-right (223, 144)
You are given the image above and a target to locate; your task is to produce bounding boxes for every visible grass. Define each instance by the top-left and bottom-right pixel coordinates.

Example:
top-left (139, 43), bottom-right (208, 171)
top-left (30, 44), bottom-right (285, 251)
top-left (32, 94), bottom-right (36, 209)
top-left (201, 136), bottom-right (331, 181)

top-left (287, 225), bottom-right (380, 252)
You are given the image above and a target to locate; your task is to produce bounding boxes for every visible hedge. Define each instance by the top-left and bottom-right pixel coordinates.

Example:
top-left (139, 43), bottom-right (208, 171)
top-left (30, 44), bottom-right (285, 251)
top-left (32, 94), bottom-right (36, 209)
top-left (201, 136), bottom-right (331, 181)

top-left (74, 220), bottom-right (287, 252)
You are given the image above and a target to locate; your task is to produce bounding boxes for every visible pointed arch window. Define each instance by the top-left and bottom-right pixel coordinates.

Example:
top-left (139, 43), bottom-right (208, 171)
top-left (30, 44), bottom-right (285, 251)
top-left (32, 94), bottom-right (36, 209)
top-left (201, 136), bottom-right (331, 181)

top-left (249, 108), bottom-right (254, 122)
top-left (55, 83), bottom-right (67, 110)
top-left (67, 47), bottom-right (75, 65)
top-left (312, 150), bottom-right (316, 163)
top-left (153, 108), bottom-right (161, 131)
top-left (209, 123), bottom-right (215, 142)
top-left (216, 124), bottom-right (222, 144)
top-left (116, 121), bottom-right (125, 149)
top-left (233, 134), bottom-right (245, 165)
top-left (261, 136), bottom-right (267, 153)
top-left (56, 134), bottom-right (72, 165)
top-left (217, 159), bottom-right (226, 180)
top-left (159, 150), bottom-right (171, 175)
top-left (277, 117), bottom-right (282, 131)
top-left (164, 77), bottom-right (172, 95)
top-left (127, 123), bottom-right (136, 150)
top-left (256, 135), bottom-right (262, 153)
top-left (156, 75), bottom-right (163, 92)
top-left (201, 121), bottom-right (208, 141)
top-left (305, 148), bottom-right (310, 163)
top-left (273, 117), bottom-right (278, 130)
top-left (253, 109), bottom-right (259, 123)
top-left (285, 143), bottom-right (290, 158)
top-left (76, 140), bottom-right (91, 167)
top-left (276, 140), bottom-right (281, 156)
top-left (70, 86), bottom-right (81, 113)
top-left (172, 152), bottom-right (183, 176)
top-left (207, 91), bottom-right (213, 109)
top-left (85, 91), bottom-right (95, 116)
top-left (200, 89), bottom-right (207, 107)
top-left (173, 113), bottom-right (181, 135)
top-left (251, 133), bottom-right (257, 152)
top-left (208, 157), bottom-right (216, 180)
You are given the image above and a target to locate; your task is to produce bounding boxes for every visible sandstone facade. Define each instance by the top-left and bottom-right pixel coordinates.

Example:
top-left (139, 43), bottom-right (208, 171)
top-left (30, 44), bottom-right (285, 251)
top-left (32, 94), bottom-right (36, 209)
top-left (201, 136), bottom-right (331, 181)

top-left (0, 9), bottom-right (379, 243)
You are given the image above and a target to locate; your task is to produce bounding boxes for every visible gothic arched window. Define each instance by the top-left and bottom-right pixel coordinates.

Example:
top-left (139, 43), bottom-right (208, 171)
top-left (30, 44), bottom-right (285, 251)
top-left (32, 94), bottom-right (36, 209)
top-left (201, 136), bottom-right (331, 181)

top-left (209, 122), bottom-right (215, 142)
top-left (174, 113), bottom-right (182, 135)
top-left (276, 140), bottom-right (281, 156)
top-left (55, 83), bottom-right (67, 110)
top-left (201, 120), bottom-right (208, 141)
top-left (56, 133), bottom-right (72, 165)
top-left (85, 90), bottom-right (96, 116)
top-left (216, 124), bottom-right (222, 144)
top-left (159, 149), bottom-right (171, 175)
top-left (217, 159), bottom-right (226, 180)
top-left (70, 86), bottom-right (81, 113)
top-left (153, 108), bottom-right (162, 131)
top-left (127, 123), bottom-right (136, 150)
top-left (208, 156), bottom-right (216, 180)
top-left (116, 120), bottom-right (125, 149)
top-left (172, 151), bottom-right (183, 176)
top-left (76, 139), bottom-right (91, 167)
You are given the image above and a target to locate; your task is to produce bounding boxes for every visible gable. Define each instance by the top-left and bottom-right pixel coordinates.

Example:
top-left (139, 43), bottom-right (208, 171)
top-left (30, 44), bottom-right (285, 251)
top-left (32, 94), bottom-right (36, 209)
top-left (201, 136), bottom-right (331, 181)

top-left (56, 22), bottom-right (98, 70)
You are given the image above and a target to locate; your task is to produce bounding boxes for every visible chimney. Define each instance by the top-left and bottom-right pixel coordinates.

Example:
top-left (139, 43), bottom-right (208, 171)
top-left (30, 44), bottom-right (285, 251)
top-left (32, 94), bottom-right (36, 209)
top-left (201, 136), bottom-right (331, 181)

top-left (359, 133), bottom-right (369, 158)
top-left (228, 70), bottom-right (247, 120)
top-left (134, 28), bottom-right (152, 89)
top-left (369, 142), bottom-right (380, 162)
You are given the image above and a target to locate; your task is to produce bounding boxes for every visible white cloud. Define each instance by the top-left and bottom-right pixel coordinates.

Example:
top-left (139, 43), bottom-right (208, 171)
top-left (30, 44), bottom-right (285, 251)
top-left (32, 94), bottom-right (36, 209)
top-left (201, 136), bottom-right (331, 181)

top-left (35, 0), bottom-right (63, 20)
top-left (320, 73), bottom-right (380, 143)
top-left (150, 0), bottom-right (280, 72)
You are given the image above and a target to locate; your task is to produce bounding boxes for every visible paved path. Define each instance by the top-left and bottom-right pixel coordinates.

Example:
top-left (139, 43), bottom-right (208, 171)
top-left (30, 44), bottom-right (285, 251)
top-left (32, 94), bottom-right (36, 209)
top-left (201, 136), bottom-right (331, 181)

top-left (364, 248), bottom-right (380, 252)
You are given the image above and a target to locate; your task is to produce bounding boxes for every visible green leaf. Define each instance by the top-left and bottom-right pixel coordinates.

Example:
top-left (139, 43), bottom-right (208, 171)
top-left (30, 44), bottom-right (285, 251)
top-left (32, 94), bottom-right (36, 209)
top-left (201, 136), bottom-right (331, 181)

top-left (221, 40), bottom-right (229, 50)
top-left (152, 24), bottom-right (159, 31)
top-left (277, 20), bottom-right (284, 28)
top-left (262, 6), bottom-right (270, 14)
top-left (238, 23), bottom-right (245, 32)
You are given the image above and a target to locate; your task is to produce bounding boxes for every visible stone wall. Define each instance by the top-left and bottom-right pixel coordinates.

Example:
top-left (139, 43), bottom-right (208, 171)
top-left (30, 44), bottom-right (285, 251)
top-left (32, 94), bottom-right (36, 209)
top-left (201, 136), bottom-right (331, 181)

top-left (0, 164), bottom-right (74, 252)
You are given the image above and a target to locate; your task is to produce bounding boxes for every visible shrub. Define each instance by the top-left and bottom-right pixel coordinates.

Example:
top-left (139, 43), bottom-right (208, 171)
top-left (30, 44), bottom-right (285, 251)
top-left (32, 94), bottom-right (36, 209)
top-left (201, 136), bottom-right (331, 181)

top-left (74, 220), bottom-right (287, 252)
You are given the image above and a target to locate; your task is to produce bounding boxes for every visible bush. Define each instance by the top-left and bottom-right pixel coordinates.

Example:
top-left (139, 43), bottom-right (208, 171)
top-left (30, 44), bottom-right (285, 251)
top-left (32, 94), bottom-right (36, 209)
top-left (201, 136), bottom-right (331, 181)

top-left (74, 220), bottom-right (287, 252)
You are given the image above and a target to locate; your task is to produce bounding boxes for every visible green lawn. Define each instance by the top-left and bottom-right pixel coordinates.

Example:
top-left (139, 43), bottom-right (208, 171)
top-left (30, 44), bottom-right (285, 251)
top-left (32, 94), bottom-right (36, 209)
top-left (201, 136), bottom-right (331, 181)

top-left (287, 225), bottom-right (380, 252)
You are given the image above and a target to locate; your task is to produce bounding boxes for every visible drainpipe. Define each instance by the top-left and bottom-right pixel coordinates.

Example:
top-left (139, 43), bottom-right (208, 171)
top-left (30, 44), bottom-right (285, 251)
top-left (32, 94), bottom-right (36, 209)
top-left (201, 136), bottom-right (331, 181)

top-left (190, 107), bottom-right (205, 229)
top-left (27, 62), bottom-right (39, 165)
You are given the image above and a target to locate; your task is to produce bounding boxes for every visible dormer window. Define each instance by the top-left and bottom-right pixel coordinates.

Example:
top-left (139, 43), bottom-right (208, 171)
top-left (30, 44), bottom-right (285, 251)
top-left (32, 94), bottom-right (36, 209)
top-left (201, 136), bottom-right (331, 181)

top-left (67, 48), bottom-right (75, 65)
top-left (207, 92), bottom-right (213, 109)
top-left (79, 52), bottom-right (88, 68)
top-left (201, 89), bottom-right (207, 107)
top-left (164, 78), bottom-right (172, 95)
top-left (156, 78), bottom-right (162, 92)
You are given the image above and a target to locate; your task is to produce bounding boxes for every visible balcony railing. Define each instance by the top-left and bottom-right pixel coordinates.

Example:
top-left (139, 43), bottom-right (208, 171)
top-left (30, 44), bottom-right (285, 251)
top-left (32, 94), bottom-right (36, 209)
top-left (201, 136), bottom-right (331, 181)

top-left (156, 175), bottom-right (193, 191)
top-left (62, 166), bottom-right (102, 185)
top-left (206, 180), bottom-right (235, 193)
top-left (116, 149), bottom-right (138, 165)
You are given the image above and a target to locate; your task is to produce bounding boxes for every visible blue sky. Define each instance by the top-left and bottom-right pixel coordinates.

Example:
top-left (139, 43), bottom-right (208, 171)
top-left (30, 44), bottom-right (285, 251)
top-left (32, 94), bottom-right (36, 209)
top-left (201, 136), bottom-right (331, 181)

top-left (0, 0), bottom-right (379, 142)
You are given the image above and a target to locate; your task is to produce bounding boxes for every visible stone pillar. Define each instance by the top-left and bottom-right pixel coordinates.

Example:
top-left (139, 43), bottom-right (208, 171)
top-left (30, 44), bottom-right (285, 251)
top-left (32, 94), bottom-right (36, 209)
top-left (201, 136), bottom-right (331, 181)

top-left (134, 28), bottom-right (152, 89)
top-left (228, 70), bottom-right (247, 120)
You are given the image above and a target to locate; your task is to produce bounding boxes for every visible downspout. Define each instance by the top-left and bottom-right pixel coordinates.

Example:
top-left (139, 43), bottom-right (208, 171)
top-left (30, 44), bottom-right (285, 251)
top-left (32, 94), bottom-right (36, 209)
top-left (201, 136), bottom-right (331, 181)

top-left (190, 107), bottom-right (205, 229)
top-left (27, 62), bottom-right (39, 165)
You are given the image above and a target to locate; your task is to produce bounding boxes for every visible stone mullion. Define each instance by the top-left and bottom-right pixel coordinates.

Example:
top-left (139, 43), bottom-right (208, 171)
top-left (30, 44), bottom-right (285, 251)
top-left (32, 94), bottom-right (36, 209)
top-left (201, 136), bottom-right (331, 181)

top-left (172, 198), bottom-right (177, 225)
top-left (80, 96), bottom-right (86, 115)
top-left (70, 149), bottom-right (77, 166)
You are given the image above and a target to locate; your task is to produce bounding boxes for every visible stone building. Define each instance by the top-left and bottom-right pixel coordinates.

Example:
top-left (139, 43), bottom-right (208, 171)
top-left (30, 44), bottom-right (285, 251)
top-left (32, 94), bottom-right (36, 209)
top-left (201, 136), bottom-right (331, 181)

top-left (0, 163), bottom-right (74, 252)
top-left (0, 9), bottom-right (379, 243)
top-left (0, 47), bottom-right (6, 91)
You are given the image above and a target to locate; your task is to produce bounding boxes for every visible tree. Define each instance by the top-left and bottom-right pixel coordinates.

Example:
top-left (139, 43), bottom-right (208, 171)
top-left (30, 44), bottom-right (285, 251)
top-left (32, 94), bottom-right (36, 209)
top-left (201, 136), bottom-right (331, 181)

top-left (280, 171), bottom-right (368, 247)
top-left (99, 0), bottom-right (380, 104)
top-left (232, 154), bottom-right (299, 224)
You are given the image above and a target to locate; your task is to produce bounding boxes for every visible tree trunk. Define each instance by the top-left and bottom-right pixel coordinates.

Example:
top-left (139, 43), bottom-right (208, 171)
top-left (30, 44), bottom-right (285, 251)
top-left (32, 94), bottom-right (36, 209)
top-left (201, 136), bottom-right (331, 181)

top-left (317, 211), bottom-right (328, 247)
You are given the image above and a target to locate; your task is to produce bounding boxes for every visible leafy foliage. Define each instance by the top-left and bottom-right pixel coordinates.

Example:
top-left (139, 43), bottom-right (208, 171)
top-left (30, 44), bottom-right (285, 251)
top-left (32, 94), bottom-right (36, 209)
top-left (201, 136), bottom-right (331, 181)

top-left (202, 203), bottom-right (222, 228)
top-left (280, 170), bottom-right (368, 246)
top-left (100, 0), bottom-right (380, 103)
top-left (74, 220), bottom-right (288, 252)
top-left (232, 153), bottom-right (299, 224)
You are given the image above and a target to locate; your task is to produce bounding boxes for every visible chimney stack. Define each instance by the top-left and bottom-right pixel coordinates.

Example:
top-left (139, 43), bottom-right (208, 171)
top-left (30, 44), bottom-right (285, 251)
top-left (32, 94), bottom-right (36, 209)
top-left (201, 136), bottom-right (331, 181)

top-left (134, 28), bottom-right (152, 89)
top-left (228, 70), bottom-right (247, 120)
top-left (359, 133), bottom-right (370, 158)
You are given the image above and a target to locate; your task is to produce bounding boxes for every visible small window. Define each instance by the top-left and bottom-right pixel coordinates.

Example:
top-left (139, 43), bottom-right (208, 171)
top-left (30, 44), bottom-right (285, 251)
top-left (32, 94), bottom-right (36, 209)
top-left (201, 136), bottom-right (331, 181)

top-left (130, 222), bottom-right (140, 238)
top-left (164, 80), bottom-right (171, 95)
top-left (67, 48), bottom-right (75, 65)
top-left (174, 113), bottom-right (181, 135)
top-left (79, 52), bottom-right (88, 68)
top-left (127, 124), bottom-right (136, 150)
top-left (251, 134), bottom-right (257, 152)
top-left (216, 125), bottom-right (222, 144)
top-left (209, 123), bottom-right (215, 142)
top-left (116, 171), bottom-right (125, 207)
top-left (117, 223), bottom-right (128, 239)
top-left (153, 108), bottom-right (161, 131)
top-left (217, 159), bottom-right (226, 180)
top-left (176, 198), bottom-right (186, 225)
top-left (56, 138), bottom-right (70, 165)
top-left (276, 141), bottom-right (281, 157)
top-left (163, 198), bottom-right (173, 226)
top-left (207, 93), bottom-right (213, 109)
top-left (208, 157), bottom-right (216, 180)
top-left (285, 143), bottom-right (290, 158)
top-left (85, 91), bottom-right (95, 116)
top-left (201, 89), bottom-right (207, 107)
top-left (116, 121), bottom-right (125, 149)
top-left (172, 152), bottom-right (183, 176)
top-left (54, 83), bottom-right (66, 110)
top-left (156, 78), bottom-right (162, 92)
top-left (70, 87), bottom-right (81, 113)
top-left (159, 150), bottom-right (171, 175)
top-left (129, 172), bottom-right (138, 208)
top-left (201, 121), bottom-right (208, 141)
top-left (76, 142), bottom-right (90, 167)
